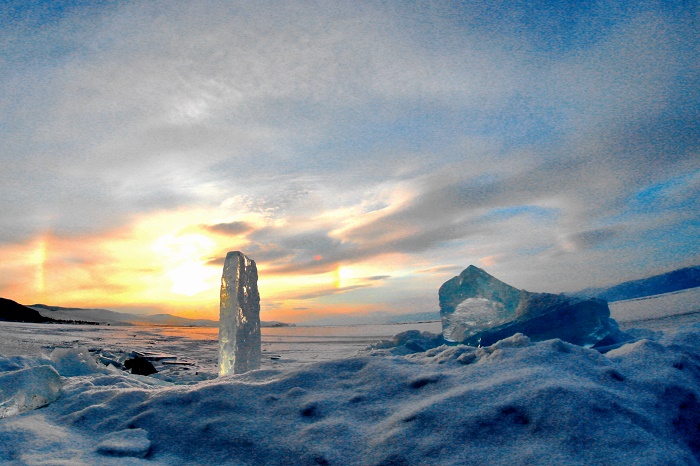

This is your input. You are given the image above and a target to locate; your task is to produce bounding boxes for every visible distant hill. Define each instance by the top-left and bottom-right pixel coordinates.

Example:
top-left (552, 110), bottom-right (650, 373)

top-left (0, 299), bottom-right (101, 325)
top-left (130, 313), bottom-right (218, 327)
top-left (576, 265), bottom-right (700, 302)
top-left (0, 298), bottom-right (52, 323)
top-left (28, 303), bottom-right (293, 327)
top-left (30, 304), bottom-right (138, 325)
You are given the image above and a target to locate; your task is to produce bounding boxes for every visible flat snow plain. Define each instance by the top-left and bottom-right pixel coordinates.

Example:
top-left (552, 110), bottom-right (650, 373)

top-left (0, 288), bottom-right (699, 465)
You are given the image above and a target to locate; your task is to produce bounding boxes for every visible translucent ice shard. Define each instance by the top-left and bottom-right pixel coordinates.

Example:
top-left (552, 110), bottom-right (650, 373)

top-left (219, 251), bottom-right (261, 375)
top-left (0, 365), bottom-right (62, 418)
top-left (440, 265), bottom-right (628, 347)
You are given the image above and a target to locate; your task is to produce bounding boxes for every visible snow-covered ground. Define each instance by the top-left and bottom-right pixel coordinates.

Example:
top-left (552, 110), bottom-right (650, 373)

top-left (1, 290), bottom-right (699, 465)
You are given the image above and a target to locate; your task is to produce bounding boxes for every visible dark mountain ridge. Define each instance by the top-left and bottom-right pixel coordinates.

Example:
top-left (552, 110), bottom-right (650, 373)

top-left (1, 298), bottom-right (101, 325)
top-left (0, 297), bottom-right (51, 323)
top-left (26, 303), bottom-right (293, 327)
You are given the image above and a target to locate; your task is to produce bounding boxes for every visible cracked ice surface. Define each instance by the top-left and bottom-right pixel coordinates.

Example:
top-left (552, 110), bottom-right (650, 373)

top-left (219, 251), bottom-right (261, 375)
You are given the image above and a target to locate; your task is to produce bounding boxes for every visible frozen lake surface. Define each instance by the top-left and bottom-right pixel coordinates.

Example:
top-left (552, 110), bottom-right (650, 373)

top-left (0, 320), bottom-right (442, 382)
top-left (1, 287), bottom-right (699, 382)
top-left (610, 286), bottom-right (700, 333)
top-left (0, 288), bottom-right (698, 383)
top-left (1, 289), bottom-right (700, 465)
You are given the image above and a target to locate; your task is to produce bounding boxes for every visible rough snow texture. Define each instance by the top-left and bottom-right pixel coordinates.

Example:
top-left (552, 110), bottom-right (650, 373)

top-left (96, 428), bottom-right (151, 458)
top-left (367, 330), bottom-right (446, 355)
top-left (219, 251), bottom-right (261, 375)
top-left (440, 265), bottom-right (625, 347)
top-left (3, 329), bottom-right (700, 464)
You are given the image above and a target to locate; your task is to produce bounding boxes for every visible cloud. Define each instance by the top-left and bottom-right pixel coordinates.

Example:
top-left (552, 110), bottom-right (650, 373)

top-left (367, 275), bottom-right (391, 281)
top-left (414, 265), bottom-right (464, 276)
top-left (204, 221), bottom-right (253, 236)
top-left (567, 228), bottom-right (621, 251)
top-left (0, 0), bottom-right (530, 238)
top-left (205, 257), bottom-right (225, 266)
top-left (290, 285), bottom-right (370, 301)
top-left (0, 1), bottom-right (698, 319)
top-left (241, 226), bottom-right (349, 272)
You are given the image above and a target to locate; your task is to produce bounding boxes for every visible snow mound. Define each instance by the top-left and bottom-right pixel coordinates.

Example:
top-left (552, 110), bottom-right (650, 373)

top-left (366, 329), bottom-right (446, 355)
top-left (2, 331), bottom-right (700, 464)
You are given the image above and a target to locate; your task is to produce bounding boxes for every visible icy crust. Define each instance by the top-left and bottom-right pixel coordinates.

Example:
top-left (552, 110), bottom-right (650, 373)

top-left (3, 331), bottom-right (700, 464)
top-left (219, 251), bottom-right (261, 375)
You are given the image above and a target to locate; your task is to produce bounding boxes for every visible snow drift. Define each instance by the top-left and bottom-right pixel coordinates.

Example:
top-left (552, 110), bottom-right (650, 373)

top-left (2, 327), bottom-right (700, 464)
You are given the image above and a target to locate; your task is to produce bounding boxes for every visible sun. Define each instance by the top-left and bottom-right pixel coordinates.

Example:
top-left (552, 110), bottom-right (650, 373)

top-left (335, 266), bottom-right (355, 288)
top-left (152, 232), bottom-right (219, 297)
top-left (167, 261), bottom-right (216, 296)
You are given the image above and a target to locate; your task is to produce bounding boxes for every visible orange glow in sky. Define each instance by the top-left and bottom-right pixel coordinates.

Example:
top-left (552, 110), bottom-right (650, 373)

top-left (0, 205), bottom-right (455, 323)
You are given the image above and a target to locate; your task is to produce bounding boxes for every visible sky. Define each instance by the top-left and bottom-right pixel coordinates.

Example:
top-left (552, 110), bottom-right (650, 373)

top-left (0, 0), bottom-right (698, 323)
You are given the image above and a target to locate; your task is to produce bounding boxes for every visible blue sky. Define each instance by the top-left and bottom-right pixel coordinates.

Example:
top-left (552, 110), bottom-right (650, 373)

top-left (0, 0), bottom-right (698, 322)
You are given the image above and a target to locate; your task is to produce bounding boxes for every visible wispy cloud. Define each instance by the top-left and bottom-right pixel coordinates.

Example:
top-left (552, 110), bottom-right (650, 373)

top-left (203, 221), bottom-right (253, 236)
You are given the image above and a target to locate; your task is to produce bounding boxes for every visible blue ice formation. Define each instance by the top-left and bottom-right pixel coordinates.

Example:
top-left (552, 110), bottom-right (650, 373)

top-left (440, 265), bottom-right (628, 348)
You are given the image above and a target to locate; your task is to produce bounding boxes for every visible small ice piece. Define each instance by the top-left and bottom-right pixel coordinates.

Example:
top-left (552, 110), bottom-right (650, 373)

top-left (0, 365), bottom-right (62, 418)
top-left (219, 251), bottom-right (261, 375)
top-left (440, 265), bottom-right (627, 347)
top-left (96, 428), bottom-right (151, 458)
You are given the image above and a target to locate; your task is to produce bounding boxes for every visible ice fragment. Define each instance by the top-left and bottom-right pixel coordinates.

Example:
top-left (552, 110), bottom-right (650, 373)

top-left (0, 365), bottom-right (62, 418)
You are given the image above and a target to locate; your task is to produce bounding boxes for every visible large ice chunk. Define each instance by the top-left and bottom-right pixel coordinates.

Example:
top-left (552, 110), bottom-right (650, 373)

top-left (219, 251), bottom-right (261, 375)
top-left (0, 365), bottom-right (62, 418)
top-left (440, 265), bottom-right (627, 347)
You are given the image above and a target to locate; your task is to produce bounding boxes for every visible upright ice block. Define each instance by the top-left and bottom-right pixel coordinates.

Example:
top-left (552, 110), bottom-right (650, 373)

top-left (219, 251), bottom-right (261, 375)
